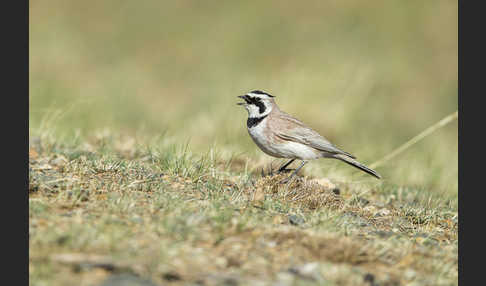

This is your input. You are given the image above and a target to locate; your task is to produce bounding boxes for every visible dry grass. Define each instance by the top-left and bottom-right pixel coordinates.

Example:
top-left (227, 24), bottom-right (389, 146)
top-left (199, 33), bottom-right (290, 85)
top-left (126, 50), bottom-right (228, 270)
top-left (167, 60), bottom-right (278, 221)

top-left (29, 134), bottom-right (457, 286)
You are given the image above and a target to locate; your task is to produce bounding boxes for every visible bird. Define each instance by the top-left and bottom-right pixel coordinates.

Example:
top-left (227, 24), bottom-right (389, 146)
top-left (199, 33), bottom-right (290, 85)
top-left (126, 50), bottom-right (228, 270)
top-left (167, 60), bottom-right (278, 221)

top-left (237, 90), bottom-right (381, 183)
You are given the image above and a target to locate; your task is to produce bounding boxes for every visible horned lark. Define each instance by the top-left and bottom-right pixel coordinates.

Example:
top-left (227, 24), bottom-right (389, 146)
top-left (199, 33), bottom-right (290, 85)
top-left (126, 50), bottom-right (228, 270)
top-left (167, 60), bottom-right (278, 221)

top-left (237, 90), bottom-right (381, 183)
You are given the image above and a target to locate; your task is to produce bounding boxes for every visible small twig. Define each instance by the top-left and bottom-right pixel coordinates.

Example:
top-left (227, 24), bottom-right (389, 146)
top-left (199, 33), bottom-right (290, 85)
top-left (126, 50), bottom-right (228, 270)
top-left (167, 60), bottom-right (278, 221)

top-left (370, 111), bottom-right (458, 169)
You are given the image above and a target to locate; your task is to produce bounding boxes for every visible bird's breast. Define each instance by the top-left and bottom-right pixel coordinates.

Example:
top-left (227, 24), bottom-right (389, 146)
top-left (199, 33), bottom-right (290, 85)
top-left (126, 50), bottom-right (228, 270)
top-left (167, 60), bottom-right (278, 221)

top-left (247, 120), bottom-right (320, 160)
top-left (247, 120), bottom-right (284, 158)
top-left (248, 116), bottom-right (325, 159)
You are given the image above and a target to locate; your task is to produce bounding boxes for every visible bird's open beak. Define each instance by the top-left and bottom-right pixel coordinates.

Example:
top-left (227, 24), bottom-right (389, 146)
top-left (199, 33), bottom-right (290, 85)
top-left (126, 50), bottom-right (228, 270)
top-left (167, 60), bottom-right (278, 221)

top-left (237, 95), bottom-right (248, 105)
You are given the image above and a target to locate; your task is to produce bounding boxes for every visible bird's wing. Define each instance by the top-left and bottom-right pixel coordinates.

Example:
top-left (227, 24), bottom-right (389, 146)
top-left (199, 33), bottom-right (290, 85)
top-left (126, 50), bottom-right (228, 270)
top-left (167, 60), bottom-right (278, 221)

top-left (273, 112), bottom-right (356, 158)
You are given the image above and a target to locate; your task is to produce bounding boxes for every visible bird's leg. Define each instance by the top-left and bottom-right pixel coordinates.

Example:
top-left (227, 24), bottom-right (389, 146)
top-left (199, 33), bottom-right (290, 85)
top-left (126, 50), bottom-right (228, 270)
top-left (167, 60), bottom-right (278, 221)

top-left (277, 159), bottom-right (295, 173)
top-left (280, 160), bottom-right (308, 184)
top-left (261, 162), bottom-right (275, 177)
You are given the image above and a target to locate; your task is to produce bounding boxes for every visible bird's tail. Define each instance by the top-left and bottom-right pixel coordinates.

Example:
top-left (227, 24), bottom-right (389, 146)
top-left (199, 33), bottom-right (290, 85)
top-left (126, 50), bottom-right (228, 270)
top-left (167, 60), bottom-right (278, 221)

top-left (333, 154), bottom-right (381, 179)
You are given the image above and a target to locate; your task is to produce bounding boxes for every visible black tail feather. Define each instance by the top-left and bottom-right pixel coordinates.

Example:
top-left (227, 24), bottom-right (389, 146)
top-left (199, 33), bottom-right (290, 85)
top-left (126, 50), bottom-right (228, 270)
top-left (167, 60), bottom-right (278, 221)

top-left (334, 154), bottom-right (381, 179)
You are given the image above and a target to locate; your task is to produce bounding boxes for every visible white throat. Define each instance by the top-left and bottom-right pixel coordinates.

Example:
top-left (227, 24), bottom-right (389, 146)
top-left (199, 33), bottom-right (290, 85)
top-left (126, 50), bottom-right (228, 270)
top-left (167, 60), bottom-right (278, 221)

top-left (245, 102), bottom-right (272, 118)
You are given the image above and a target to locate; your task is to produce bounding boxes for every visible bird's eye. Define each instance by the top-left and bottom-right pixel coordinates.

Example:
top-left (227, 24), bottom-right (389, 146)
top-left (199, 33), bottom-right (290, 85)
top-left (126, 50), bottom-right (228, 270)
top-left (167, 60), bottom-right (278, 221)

top-left (247, 97), bottom-right (256, 103)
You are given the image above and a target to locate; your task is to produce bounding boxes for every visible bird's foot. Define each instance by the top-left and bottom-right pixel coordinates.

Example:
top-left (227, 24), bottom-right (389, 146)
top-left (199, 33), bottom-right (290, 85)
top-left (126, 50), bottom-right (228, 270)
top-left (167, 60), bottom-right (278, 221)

top-left (277, 168), bottom-right (294, 174)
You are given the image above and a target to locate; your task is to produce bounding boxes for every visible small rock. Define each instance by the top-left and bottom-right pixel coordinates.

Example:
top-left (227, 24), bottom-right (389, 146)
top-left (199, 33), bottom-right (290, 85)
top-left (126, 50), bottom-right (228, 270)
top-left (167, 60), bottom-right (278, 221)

top-left (60, 211), bottom-right (74, 217)
top-left (363, 273), bottom-right (375, 284)
top-left (404, 268), bottom-right (416, 280)
top-left (266, 240), bottom-right (277, 248)
top-left (288, 215), bottom-right (305, 226)
top-left (287, 262), bottom-right (324, 283)
top-left (56, 235), bottom-right (70, 245)
top-left (36, 164), bottom-right (53, 170)
top-left (98, 273), bottom-right (158, 286)
top-left (375, 208), bottom-right (391, 217)
top-left (342, 212), bottom-right (370, 228)
top-left (357, 197), bottom-right (370, 206)
top-left (364, 205), bottom-right (378, 213)
top-left (370, 230), bottom-right (394, 238)
top-left (374, 201), bottom-right (386, 208)
top-left (359, 222), bottom-right (369, 227)
top-left (203, 274), bottom-right (240, 286)
top-left (162, 271), bottom-right (182, 282)
top-left (51, 156), bottom-right (68, 167)
top-left (332, 188), bottom-right (340, 195)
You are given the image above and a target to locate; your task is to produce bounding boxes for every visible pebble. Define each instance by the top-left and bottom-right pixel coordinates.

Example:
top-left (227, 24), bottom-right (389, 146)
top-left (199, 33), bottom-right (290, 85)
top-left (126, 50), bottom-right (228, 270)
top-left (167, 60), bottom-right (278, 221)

top-left (98, 273), bottom-right (158, 286)
top-left (286, 262), bottom-right (324, 283)
top-left (375, 208), bottom-right (391, 217)
top-left (363, 273), bottom-right (375, 284)
top-left (404, 268), bottom-right (417, 280)
top-left (357, 197), bottom-right (370, 206)
top-left (288, 215), bottom-right (305, 226)
top-left (51, 156), bottom-right (68, 167)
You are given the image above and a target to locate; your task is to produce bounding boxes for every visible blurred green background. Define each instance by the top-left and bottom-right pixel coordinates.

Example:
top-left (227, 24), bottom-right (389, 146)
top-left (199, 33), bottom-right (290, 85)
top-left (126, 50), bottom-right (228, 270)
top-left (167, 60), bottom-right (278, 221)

top-left (29, 1), bottom-right (457, 196)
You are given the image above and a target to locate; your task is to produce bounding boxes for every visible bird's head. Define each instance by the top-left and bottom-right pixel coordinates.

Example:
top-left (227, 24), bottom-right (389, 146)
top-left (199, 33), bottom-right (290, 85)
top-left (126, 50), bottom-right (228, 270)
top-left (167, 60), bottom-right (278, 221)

top-left (237, 90), bottom-right (276, 118)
